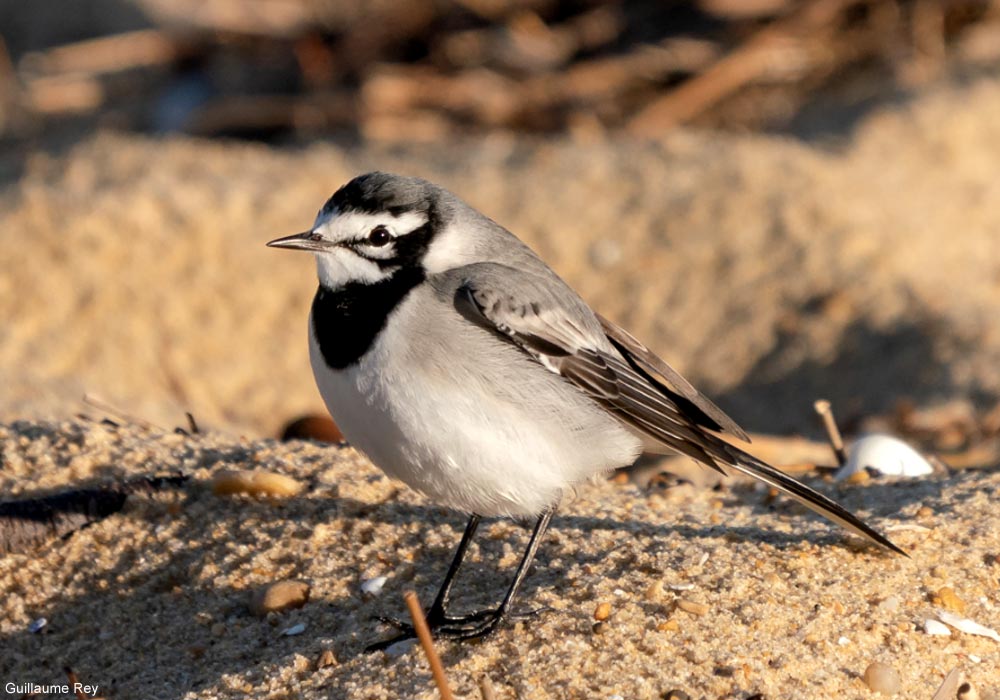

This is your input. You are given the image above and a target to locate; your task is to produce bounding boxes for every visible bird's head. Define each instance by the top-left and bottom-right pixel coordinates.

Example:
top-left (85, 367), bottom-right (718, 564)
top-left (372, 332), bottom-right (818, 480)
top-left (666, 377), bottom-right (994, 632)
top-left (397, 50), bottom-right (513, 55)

top-left (267, 172), bottom-right (456, 289)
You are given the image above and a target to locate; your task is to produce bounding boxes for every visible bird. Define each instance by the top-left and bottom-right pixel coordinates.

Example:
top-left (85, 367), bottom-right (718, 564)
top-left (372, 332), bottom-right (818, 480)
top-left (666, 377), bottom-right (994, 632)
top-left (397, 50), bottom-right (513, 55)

top-left (267, 172), bottom-right (904, 650)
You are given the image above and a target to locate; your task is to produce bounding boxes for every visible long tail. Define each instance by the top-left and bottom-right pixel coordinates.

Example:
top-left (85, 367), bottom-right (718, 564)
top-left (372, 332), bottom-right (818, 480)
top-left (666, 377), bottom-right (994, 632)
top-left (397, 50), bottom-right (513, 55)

top-left (709, 439), bottom-right (907, 556)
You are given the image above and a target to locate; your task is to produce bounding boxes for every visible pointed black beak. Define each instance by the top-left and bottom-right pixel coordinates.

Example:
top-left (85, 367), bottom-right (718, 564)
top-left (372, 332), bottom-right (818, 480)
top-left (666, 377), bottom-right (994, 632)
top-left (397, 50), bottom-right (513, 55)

top-left (266, 231), bottom-right (333, 252)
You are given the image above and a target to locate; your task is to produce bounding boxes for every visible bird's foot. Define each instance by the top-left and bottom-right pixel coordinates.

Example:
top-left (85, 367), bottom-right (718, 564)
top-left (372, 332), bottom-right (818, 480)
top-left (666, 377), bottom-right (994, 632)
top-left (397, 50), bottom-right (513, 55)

top-left (365, 605), bottom-right (549, 652)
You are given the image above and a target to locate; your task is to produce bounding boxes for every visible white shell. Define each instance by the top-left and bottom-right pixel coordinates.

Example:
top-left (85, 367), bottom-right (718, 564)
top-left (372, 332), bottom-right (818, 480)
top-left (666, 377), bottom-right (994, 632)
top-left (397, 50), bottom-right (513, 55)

top-left (937, 610), bottom-right (1000, 642)
top-left (360, 576), bottom-right (388, 596)
top-left (924, 619), bottom-right (952, 636)
top-left (835, 434), bottom-right (934, 480)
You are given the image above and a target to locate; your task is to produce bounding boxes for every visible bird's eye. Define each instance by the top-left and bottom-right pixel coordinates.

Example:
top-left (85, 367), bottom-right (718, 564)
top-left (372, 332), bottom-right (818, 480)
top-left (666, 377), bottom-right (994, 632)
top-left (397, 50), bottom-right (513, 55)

top-left (368, 225), bottom-right (392, 246)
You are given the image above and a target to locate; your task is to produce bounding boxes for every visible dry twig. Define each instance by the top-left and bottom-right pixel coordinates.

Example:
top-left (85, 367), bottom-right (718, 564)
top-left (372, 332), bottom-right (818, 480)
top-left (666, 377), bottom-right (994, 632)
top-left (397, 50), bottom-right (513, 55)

top-left (478, 675), bottom-right (498, 700)
top-left (404, 590), bottom-right (454, 700)
top-left (628, 0), bottom-right (864, 133)
top-left (814, 399), bottom-right (848, 467)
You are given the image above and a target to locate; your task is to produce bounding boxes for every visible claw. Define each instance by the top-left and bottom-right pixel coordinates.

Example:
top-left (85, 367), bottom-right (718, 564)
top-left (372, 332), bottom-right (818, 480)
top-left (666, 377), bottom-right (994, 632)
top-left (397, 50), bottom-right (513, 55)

top-left (509, 605), bottom-right (550, 620)
top-left (365, 604), bottom-right (552, 652)
top-left (374, 615), bottom-right (411, 631)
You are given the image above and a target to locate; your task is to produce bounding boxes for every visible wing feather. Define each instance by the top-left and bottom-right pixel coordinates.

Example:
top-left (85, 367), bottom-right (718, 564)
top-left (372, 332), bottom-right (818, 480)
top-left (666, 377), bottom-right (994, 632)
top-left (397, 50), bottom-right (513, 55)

top-left (598, 314), bottom-right (750, 442)
top-left (450, 263), bottom-right (903, 555)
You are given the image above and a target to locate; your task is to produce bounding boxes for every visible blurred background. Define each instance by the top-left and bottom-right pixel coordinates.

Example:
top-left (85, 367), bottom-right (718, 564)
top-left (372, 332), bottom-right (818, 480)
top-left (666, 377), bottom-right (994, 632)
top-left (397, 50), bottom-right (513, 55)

top-left (4, 0), bottom-right (1000, 154)
top-left (1, 0), bottom-right (999, 463)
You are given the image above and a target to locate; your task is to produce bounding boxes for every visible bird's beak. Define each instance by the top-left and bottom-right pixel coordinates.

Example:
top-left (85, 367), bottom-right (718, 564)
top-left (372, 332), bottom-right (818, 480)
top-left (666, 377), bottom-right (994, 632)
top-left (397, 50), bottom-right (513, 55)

top-left (266, 231), bottom-right (333, 252)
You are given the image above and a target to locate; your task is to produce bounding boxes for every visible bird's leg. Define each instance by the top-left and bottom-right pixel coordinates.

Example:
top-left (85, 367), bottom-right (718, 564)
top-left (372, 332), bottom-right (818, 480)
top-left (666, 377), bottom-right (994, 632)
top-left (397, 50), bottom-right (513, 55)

top-left (366, 509), bottom-right (554, 652)
top-left (447, 507), bottom-right (555, 637)
top-left (426, 513), bottom-right (481, 624)
top-left (368, 514), bottom-right (482, 647)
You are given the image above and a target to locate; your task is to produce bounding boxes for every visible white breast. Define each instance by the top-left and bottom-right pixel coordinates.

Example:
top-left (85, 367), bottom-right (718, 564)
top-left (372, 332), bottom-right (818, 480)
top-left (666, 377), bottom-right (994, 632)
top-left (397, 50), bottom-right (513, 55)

top-left (308, 287), bottom-right (643, 517)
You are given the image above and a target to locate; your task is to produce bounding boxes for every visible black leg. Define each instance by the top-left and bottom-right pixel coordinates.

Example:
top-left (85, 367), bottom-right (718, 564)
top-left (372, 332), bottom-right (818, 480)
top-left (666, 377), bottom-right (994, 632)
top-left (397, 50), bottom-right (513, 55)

top-left (426, 514), bottom-right (480, 624)
top-left (491, 508), bottom-right (553, 622)
top-left (366, 509), bottom-right (555, 652)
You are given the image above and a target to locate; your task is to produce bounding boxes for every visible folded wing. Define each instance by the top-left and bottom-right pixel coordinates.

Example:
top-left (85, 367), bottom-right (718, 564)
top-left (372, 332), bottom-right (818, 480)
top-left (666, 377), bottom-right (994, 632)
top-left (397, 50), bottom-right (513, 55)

top-left (451, 262), bottom-right (904, 555)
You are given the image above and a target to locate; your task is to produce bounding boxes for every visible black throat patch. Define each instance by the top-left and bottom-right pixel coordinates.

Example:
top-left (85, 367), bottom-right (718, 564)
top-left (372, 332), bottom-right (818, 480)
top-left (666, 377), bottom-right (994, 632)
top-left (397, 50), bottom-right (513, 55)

top-left (311, 266), bottom-right (425, 369)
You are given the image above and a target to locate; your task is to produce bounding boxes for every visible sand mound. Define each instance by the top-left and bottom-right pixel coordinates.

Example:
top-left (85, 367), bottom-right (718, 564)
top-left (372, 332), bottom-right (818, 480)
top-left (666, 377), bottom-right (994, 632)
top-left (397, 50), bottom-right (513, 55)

top-left (3, 79), bottom-right (1000, 436)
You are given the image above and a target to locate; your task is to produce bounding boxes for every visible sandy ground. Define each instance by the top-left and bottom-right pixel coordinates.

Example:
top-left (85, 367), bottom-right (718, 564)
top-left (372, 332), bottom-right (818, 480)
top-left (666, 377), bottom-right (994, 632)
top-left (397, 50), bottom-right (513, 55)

top-left (3, 78), bottom-right (1000, 437)
top-left (1, 419), bottom-right (998, 699)
top-left (3, 76), bottom-right (1000, 699)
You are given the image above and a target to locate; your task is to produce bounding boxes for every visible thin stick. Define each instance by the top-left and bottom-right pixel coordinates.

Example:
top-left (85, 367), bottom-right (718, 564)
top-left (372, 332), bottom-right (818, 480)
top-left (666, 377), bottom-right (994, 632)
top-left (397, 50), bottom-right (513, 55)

top-left (628, 0), bottom-right (861, 133)
top-left (404, 590), bottom-right (454, 700)
top-left (64, 666), bottom-right (88, 700)
top-left (814, 399), bottom-right (847, 466)
top-left (478, 675), bottom-right (498, 700)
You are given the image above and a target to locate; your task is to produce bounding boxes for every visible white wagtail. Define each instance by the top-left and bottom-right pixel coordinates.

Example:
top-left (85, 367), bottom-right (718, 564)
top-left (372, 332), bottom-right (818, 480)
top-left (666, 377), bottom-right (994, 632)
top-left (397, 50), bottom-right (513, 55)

top-left (268, 172), bottom-right (903, 650)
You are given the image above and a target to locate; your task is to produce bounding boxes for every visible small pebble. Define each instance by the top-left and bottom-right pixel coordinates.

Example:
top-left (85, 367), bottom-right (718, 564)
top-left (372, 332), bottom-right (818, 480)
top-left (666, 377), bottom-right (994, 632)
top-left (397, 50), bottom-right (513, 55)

top-left (316, 649), bottom-right (337, 669)
top-left (360, 576), bottom-right (388, 597)
top-left (594, 602), bottom-right (612, 621)
top-left (592, 622), bottom-right (608, 635)
top-left (677, 599), bottom-right (709, 617)
top-left (846, 470), bottom-right (871, 485)
top-left (250, 580), bottom-right (311, 617)
top-left (282, 622), bottom-right (307, 636)
top-left (935, 587), bottom-right (966, 613)
top-left (280, 414), bottom-right (344, 443)
top-left (863, 661), bottom-right (901, 695)
top-left (916, 506), bottom-right (934, 518)
top-left (210, 622), bottom-right (226, 637)
top-left (662, 690), bottom-right (691, 700)
top-left (645, 581), bottom-right (665, 602)
top-left (28, 617), bottom-right (47, 633)
top-left (213, 469), bottom-right (303, 497)
top-left (657, 619), bottom-right (679, 632)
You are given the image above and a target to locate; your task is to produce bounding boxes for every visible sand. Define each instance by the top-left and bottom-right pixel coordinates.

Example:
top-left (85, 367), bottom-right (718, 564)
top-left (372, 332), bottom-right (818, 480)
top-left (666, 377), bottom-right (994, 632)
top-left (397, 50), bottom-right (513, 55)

top-left (2, 76), bottom-right (1000, 699)
top-left (1, 418), bottom-right (998, 699)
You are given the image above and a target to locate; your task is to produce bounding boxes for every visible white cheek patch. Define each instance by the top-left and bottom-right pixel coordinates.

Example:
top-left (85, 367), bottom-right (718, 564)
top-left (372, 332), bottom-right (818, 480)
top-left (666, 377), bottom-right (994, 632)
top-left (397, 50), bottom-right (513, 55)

top-left (422, 222), bottom-right (466, 273)
top-left (311, 208), bottom-right (428, 287)
top-left (316, 248), bottom-right (387, 287)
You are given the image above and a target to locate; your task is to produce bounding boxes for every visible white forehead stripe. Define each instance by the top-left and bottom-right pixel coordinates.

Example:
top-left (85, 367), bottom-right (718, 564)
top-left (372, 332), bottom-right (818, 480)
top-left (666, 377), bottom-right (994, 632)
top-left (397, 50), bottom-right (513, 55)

top-left (314, 209), bottom-right (429, 238)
